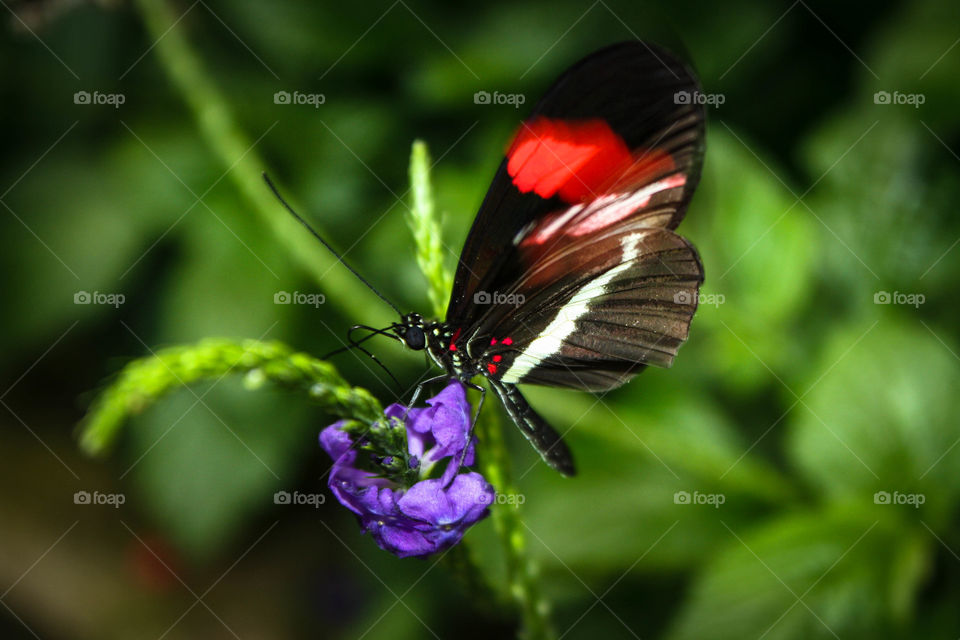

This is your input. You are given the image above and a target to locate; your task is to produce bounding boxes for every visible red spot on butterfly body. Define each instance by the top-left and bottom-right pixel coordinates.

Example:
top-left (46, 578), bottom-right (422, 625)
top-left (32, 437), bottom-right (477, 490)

top-left (487, 363), bottom-right (498, 374)
top-left (507, 117), bottom-right (634, 203)
top-left (449, 327), bottom-right (462, 351)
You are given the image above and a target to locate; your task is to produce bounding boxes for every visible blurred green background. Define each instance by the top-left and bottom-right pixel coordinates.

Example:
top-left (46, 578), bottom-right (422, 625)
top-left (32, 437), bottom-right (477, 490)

top-left (2, 0), bottom-right (959, 638)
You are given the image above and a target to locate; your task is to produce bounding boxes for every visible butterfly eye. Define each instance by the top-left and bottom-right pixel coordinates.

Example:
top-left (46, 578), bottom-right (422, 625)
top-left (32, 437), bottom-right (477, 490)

top-left (404, 326), bottom-right (426, 351)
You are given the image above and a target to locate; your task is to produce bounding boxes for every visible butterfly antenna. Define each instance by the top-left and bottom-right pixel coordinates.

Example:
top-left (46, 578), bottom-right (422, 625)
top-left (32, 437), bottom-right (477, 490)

top-left (262, 172), bottom-right (402, 316)
top-left (321, 324), bottom-right (397, 359)
top-left (321, 324), bottom-right (402, 391)
top-left (352, 342), bottom-right (401, 391)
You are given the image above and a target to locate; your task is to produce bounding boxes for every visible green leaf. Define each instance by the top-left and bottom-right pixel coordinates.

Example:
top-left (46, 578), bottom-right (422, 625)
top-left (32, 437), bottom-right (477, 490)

top-left (126, 381), bottom-right (311, 559)
top-left (667, 507), bottom-right (930, 640)
top-left (518, 387), bottom-right (794, 572)
top-left (685, 126), bottom-right (817, 390)
top-left (787, 321), bottom-right (960, 524)
top-left (148, 190), bottom-right (296, 344)
top-left (801, 112), bottom-right (958, 296)
top-left (862, 0), bottom-right (960, 132)
top-left (0, 142), bottom-right (190, 355)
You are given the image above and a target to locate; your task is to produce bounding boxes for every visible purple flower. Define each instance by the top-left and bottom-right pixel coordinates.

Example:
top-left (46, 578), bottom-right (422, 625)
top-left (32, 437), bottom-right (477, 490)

top-left (319, 381), bottom-right (495, 558)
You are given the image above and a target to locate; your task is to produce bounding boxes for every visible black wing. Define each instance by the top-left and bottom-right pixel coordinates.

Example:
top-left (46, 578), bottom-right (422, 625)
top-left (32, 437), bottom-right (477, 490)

top-left (472, 224), bottom-right (702, 391)
top-left (446, 40), bottom-right (704, 325)
top-left (445, 41), bottom-right (705, 392)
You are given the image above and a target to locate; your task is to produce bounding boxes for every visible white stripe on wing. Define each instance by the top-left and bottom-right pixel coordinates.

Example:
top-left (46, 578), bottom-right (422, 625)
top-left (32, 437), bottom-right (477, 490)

top-left (499, 231), bottom-right (648, 384)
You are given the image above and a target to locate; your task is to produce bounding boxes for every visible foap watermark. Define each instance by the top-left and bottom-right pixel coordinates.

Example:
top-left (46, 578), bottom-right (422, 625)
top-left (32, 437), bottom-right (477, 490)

top-left (674, 90), bottom-right (725, 107)
top-left (74, 90), bottom-right (125, 108)
top-left (674, 490), bottom-right (725, 508)
top-left (473, 90), bottom-right (526, 108)
top-left (478, 492), bottom-right (526, 507)
top-left (874, 290), bottom-right (924, 308)
top-left (74, 291), bottom-right (125, 308)
top-left (473, 291), bottom-right (525, 307)
top-left (674, 291), bottom-right (725, 307)
top-left (74, 490), bottom-right (126, 508)
top-left (274, 490), bottom-right (325, 508)
top-left (874, 490), bottom-right (925, 508)
top-left (273, 90), bottom-right (325, 108)
top-left (274, 291), bottom-right (326, 307)
top-left (873, 90), bottom-right (925, 108)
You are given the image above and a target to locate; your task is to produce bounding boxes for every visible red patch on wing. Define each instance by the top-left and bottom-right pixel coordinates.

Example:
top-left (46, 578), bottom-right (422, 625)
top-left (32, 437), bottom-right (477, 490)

top-left (507, 117), bottom-right (633, 203)
top-left (487, 363), bottom-right (498, 374)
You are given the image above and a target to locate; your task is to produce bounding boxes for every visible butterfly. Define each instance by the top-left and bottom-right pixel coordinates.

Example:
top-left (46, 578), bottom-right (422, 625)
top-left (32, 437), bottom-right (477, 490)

top-left (268, 41), bottom-right (705, 476)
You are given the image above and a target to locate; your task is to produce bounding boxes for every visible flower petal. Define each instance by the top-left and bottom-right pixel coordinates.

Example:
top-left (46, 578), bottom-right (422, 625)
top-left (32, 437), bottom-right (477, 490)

top-left (318, 421), bottom-right (353, 459)
top-left (387, 403), bottom-right (430, 458)
top-left (319, 380), bottom-right (495, 558)
top-left (398, 472), bottom-right (493, 526)
top-left (364, 519), bottom-right (438, 558)
top-left (416, 382), bottom-right (473, 463)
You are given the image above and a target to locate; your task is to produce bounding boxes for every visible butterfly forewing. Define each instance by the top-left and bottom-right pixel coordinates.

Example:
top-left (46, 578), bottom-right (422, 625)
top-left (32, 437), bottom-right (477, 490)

top-left (445, 42), bottom-right (705, 397)
top-left (447, 41), bottom-right (705, 324)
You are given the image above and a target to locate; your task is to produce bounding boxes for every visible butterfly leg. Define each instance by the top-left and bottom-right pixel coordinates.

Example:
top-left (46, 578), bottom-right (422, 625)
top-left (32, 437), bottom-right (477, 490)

top-left (452, 380), bottom-right (486, 472)
top-left (465, 380), bottom-right (486, 431)
top-left (399, 374), bottom-right (449, 432)
top-left (403, 375), bottom-right (484, 476)
top-left (406, 373), bottom-right (450, 411)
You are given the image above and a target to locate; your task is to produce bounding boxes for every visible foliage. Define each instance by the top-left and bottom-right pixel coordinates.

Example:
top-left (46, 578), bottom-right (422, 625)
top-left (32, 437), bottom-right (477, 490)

top-left (2, 0), bottom-right (958, 637)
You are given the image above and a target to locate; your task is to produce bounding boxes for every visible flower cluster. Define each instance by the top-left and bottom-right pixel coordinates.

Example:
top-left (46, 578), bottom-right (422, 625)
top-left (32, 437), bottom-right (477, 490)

top-left (319, 381), bottom-right (494, 558)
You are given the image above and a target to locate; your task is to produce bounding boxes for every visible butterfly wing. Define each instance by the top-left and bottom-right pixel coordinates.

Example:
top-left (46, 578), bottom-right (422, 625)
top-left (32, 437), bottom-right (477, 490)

top-left (446, 41), bottom-right (705, 392)
top-left (446, 40), bottom-right (704, 324)
top-left (467, 223), bottom-right (702, 391)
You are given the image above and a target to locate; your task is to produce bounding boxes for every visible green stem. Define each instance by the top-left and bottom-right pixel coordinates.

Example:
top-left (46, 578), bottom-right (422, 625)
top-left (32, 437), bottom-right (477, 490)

top-left (78, 338), bottom-right (381, 456)
top-left (407, 140), bottom-right (453, 319)
top-left (404, 137), bottom-right (552, 638)
top-left (441, 543), bottom-right (506, 615)
top-left (477, 409), bottom-right (556, 640)
top-left (133, 0), bottom-right (392, 326)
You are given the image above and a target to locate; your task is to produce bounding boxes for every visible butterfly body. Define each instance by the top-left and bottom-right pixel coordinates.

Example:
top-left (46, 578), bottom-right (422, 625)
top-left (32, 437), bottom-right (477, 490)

top-left (393, 311), bottom-right (579, 476)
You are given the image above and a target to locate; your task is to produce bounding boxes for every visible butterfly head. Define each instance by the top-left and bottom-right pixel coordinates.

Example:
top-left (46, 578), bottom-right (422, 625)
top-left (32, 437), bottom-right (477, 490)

top-left (394, 313), bottom-right (427, 351)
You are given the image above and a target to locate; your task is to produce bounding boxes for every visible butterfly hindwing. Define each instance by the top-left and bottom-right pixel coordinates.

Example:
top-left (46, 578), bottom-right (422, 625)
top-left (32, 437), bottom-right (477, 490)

top-left (464, 225), bottom-right (702, 391)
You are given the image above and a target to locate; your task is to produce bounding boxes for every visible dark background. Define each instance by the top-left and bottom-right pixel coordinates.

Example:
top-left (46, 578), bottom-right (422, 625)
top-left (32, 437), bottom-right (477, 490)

top-left (1, 0), bottom-right (959, 638)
